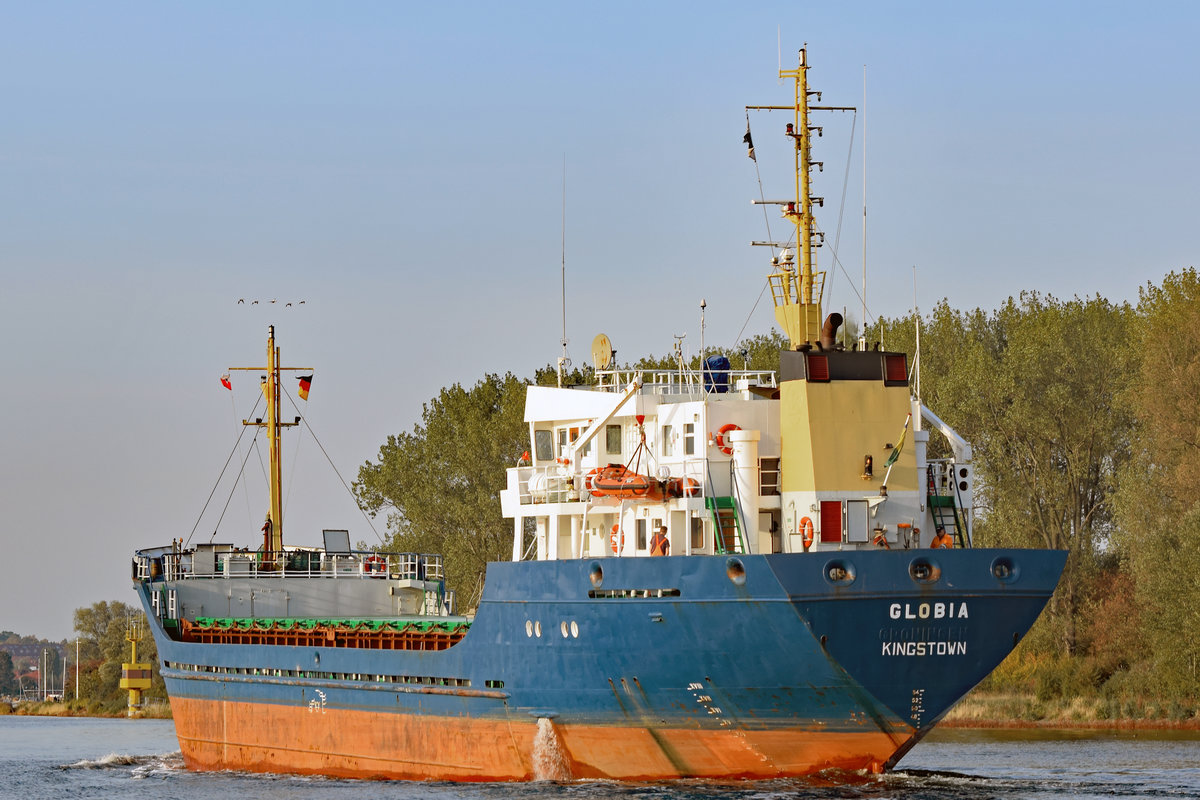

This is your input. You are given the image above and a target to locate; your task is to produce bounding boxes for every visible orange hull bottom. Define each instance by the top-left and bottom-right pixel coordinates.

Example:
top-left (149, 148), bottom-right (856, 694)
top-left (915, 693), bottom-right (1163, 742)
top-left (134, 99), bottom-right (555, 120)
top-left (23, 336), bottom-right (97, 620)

top-left (171, 697), bottom-right (914, 781)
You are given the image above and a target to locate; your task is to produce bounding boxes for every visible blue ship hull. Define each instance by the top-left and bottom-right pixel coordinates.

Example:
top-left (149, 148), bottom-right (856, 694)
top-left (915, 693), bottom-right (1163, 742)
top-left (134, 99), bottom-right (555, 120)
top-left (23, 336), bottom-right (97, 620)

top-left (136, 547), bottom-right (1064, 779)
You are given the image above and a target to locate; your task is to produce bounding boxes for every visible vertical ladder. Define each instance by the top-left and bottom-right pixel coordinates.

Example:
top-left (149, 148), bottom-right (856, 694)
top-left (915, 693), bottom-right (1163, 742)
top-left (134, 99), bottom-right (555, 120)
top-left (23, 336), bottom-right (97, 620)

top-left (926, 465), bottom-right (967, 547)
top-left (705, 496), bottom-right (745, 554)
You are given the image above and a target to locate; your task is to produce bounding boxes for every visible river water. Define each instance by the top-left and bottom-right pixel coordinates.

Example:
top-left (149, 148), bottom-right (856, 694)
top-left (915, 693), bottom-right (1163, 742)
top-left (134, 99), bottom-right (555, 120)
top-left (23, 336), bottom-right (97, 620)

top-left (2, 716), bottom-right (1197, 800)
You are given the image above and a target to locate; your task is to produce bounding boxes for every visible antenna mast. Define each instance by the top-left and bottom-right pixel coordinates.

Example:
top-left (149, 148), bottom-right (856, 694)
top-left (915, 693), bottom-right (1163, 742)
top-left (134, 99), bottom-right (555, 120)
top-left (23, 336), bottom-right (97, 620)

top-left (860, 65), bottom-right (868, 349)
top-left (913, 265), bottom-right (921, 426)
top-left (557, 156), bottom-right (569, 387)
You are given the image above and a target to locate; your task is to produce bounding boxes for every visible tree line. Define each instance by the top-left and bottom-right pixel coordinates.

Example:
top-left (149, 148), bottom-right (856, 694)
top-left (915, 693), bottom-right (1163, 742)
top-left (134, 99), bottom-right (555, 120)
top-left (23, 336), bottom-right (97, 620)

top-left (1, 604), bottom-right (166, 712)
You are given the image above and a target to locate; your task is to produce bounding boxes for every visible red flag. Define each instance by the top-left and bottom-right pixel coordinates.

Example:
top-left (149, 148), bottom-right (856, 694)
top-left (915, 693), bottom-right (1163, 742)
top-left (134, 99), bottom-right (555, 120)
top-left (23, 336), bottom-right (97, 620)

top-left (220, 373), bottom-right (232, 391)
top-left (297, 374), bottom-right (312, 401)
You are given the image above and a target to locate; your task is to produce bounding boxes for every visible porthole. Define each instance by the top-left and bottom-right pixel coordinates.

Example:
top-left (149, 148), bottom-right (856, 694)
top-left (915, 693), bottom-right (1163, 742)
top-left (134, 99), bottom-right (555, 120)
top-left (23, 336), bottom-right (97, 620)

top-left (726, 557), bottom-right (746, 586)
top-left (991, 556), bottom-right (1019, 584)
top-left (534, 621), bottom-right (543, 638)
top-left (823, 559), bottom-right (856, 585)
top-left (525, 620), bottom-right (533, 638)
top-left (589, 561), bottom-right (604, 588)
top-left (909, 557), bottom-right (942, 585)
top-left (570, 620), bottom-right (579, 638)
top-left (560, 621), bottom-right (569, 638)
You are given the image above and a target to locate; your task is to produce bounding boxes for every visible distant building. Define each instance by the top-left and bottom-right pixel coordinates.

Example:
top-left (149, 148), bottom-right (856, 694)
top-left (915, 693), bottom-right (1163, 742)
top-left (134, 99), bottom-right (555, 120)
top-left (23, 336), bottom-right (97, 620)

top-left (0, 644), bottom-right (66, 661)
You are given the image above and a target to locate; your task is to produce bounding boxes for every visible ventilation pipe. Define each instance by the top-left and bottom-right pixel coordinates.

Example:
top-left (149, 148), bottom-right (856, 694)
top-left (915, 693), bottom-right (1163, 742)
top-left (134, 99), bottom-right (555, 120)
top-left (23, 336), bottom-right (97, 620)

top-left (820, 312), bottom-right (844, 350)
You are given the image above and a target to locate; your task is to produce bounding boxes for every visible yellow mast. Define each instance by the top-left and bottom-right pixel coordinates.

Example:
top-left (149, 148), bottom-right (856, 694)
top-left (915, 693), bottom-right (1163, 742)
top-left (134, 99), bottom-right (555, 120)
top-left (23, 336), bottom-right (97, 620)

top-left (231, 326), bottom-right (310, 561)
top-left (750, 47), bottom-right (853, 348)
top-left (265, 327), bottom-right (283, 554)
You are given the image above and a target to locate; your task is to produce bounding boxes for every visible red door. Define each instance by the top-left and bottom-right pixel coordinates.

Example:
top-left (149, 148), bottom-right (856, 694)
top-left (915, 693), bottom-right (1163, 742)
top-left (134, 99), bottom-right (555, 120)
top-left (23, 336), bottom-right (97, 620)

top-left (820, 500), bottom-right (842, 543)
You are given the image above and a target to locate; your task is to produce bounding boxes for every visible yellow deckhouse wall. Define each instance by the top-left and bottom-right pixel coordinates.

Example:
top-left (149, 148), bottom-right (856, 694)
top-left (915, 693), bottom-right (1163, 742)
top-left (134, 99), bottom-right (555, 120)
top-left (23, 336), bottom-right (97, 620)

top-left (778, 350), bottom-right (916, 494)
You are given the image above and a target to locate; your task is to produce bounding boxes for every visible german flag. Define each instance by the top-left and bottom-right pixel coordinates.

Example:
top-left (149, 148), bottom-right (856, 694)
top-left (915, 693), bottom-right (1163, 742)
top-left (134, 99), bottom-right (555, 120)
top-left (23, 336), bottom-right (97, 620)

top-left (297, 374), bottom-right (312, 401)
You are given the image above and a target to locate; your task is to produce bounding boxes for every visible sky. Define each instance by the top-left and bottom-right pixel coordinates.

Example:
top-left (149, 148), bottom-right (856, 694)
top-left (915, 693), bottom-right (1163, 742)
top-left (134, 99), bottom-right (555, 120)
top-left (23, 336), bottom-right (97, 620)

top-left (1, 2), bottom-right (1197, 640)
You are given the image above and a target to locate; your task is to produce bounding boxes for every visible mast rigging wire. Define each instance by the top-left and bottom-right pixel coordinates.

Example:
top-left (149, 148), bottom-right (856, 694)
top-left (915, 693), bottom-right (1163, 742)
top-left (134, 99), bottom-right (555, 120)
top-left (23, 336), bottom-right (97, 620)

top-left (185, 392), bottom-right (263, 547)
top-left (737, 109), bottom-right (875, 347)
top-left (208, 427), bottom-right (266, 543)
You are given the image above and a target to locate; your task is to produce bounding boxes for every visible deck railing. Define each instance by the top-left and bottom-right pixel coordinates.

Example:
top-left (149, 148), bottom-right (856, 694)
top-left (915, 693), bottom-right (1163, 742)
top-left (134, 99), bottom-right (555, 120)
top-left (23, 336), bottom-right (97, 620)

top-left (515, 456), bottom-right (710, 506)
top-left (593, 368), bottom-right (777, 394)
top-left (133, 548), bottom-right (444, 583)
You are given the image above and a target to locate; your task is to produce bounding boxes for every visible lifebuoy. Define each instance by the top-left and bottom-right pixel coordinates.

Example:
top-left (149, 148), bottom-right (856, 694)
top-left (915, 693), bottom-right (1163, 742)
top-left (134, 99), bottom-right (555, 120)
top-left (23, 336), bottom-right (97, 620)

top-left (714, 423), bottom-right (741, 456)
top-left (610, 524), bottom-right (624, 555)
top-left (584, 467), bottom-right (603, 493)
top-left (799, 516), bottom-right (815, 550)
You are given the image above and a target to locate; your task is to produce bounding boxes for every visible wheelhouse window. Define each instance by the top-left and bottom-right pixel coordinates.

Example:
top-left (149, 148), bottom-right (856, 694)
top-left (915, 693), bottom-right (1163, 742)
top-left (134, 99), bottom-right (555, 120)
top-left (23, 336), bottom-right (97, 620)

top-left (554, 424), bottom-right (588, 455)
top-left (606, 424), bottom-right (622, 455)
top-left (557, 426), bottom-right (589, 458)
top-left (534, 430), bottom-right (553, 462)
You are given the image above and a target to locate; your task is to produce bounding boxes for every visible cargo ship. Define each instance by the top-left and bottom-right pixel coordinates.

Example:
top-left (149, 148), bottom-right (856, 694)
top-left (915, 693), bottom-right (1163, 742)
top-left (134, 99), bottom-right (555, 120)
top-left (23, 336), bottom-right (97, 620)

top-left (132, 48), bottom-right (1065, 781)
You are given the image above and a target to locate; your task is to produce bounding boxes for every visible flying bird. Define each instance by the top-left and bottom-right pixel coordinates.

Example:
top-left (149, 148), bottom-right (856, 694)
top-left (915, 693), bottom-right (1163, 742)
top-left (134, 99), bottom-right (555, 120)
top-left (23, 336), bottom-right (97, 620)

top-left (237, 298), bottom-right (245, 305)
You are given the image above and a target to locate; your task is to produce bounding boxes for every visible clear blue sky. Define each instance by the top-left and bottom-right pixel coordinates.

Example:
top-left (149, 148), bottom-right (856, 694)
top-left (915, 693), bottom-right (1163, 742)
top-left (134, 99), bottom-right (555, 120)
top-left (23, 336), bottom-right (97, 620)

top-left (2, 2), bottom-right (1197, 640)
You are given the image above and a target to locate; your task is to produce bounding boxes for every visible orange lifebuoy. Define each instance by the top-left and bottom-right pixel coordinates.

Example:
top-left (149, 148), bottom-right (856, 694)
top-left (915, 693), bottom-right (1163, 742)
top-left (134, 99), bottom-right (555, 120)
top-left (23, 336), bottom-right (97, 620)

top-left (584, 467), bottom-right (603, 493)
top-left (799, 516), bottom-right (815, 550)
top-left (610, 524), bottom-right (624, 555)
top-left (714, 423), bottom-right (741, 456)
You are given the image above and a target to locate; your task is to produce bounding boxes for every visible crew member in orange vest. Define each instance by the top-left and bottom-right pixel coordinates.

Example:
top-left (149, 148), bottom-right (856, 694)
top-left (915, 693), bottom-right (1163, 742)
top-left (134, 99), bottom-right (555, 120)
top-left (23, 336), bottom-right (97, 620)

top-left (931, 525), bottom-right (954, 549)
top-left (650, 524), bottom-right (670, 556)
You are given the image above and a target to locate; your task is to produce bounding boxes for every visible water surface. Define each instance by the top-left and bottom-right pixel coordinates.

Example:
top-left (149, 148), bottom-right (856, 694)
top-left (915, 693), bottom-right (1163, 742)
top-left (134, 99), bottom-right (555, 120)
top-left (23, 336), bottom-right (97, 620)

top-left (2, 716), bottom-right (1197, 799)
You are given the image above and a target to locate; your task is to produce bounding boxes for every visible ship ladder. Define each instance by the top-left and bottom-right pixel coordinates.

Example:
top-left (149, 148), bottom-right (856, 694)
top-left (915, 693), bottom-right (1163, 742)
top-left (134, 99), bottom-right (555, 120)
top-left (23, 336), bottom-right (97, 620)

top-left (705, 496), bottom-right (745, 554)
top-left (926, 465), bottom-right (967, 547)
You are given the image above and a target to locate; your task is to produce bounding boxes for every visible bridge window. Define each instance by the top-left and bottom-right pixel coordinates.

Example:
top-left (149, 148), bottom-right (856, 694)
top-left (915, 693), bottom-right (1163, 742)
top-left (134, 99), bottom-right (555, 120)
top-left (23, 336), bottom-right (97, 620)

top-left (606, 425), bottom-right (622, 455)
top-left (534, 430), bottom-right (553, 462)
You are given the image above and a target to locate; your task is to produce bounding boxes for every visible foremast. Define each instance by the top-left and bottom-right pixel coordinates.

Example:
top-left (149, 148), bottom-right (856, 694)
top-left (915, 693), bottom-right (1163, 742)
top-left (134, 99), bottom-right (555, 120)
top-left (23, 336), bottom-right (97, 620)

top-left (230, 326), bottom-right (310, 561)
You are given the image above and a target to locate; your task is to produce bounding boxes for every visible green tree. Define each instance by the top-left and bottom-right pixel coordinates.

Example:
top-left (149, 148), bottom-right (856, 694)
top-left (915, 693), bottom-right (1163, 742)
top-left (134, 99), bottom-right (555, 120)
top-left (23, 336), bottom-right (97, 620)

top-left (631, 329), bottom-right (791, 375)
top-left (1114, 268), bottom-right (1200, 696)
top-left (355, 373), bottom-right (529, 609)
top-left (0, 651), bottom-right (18, 697)
top-left (73, 601), bottom-right (163, 704)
